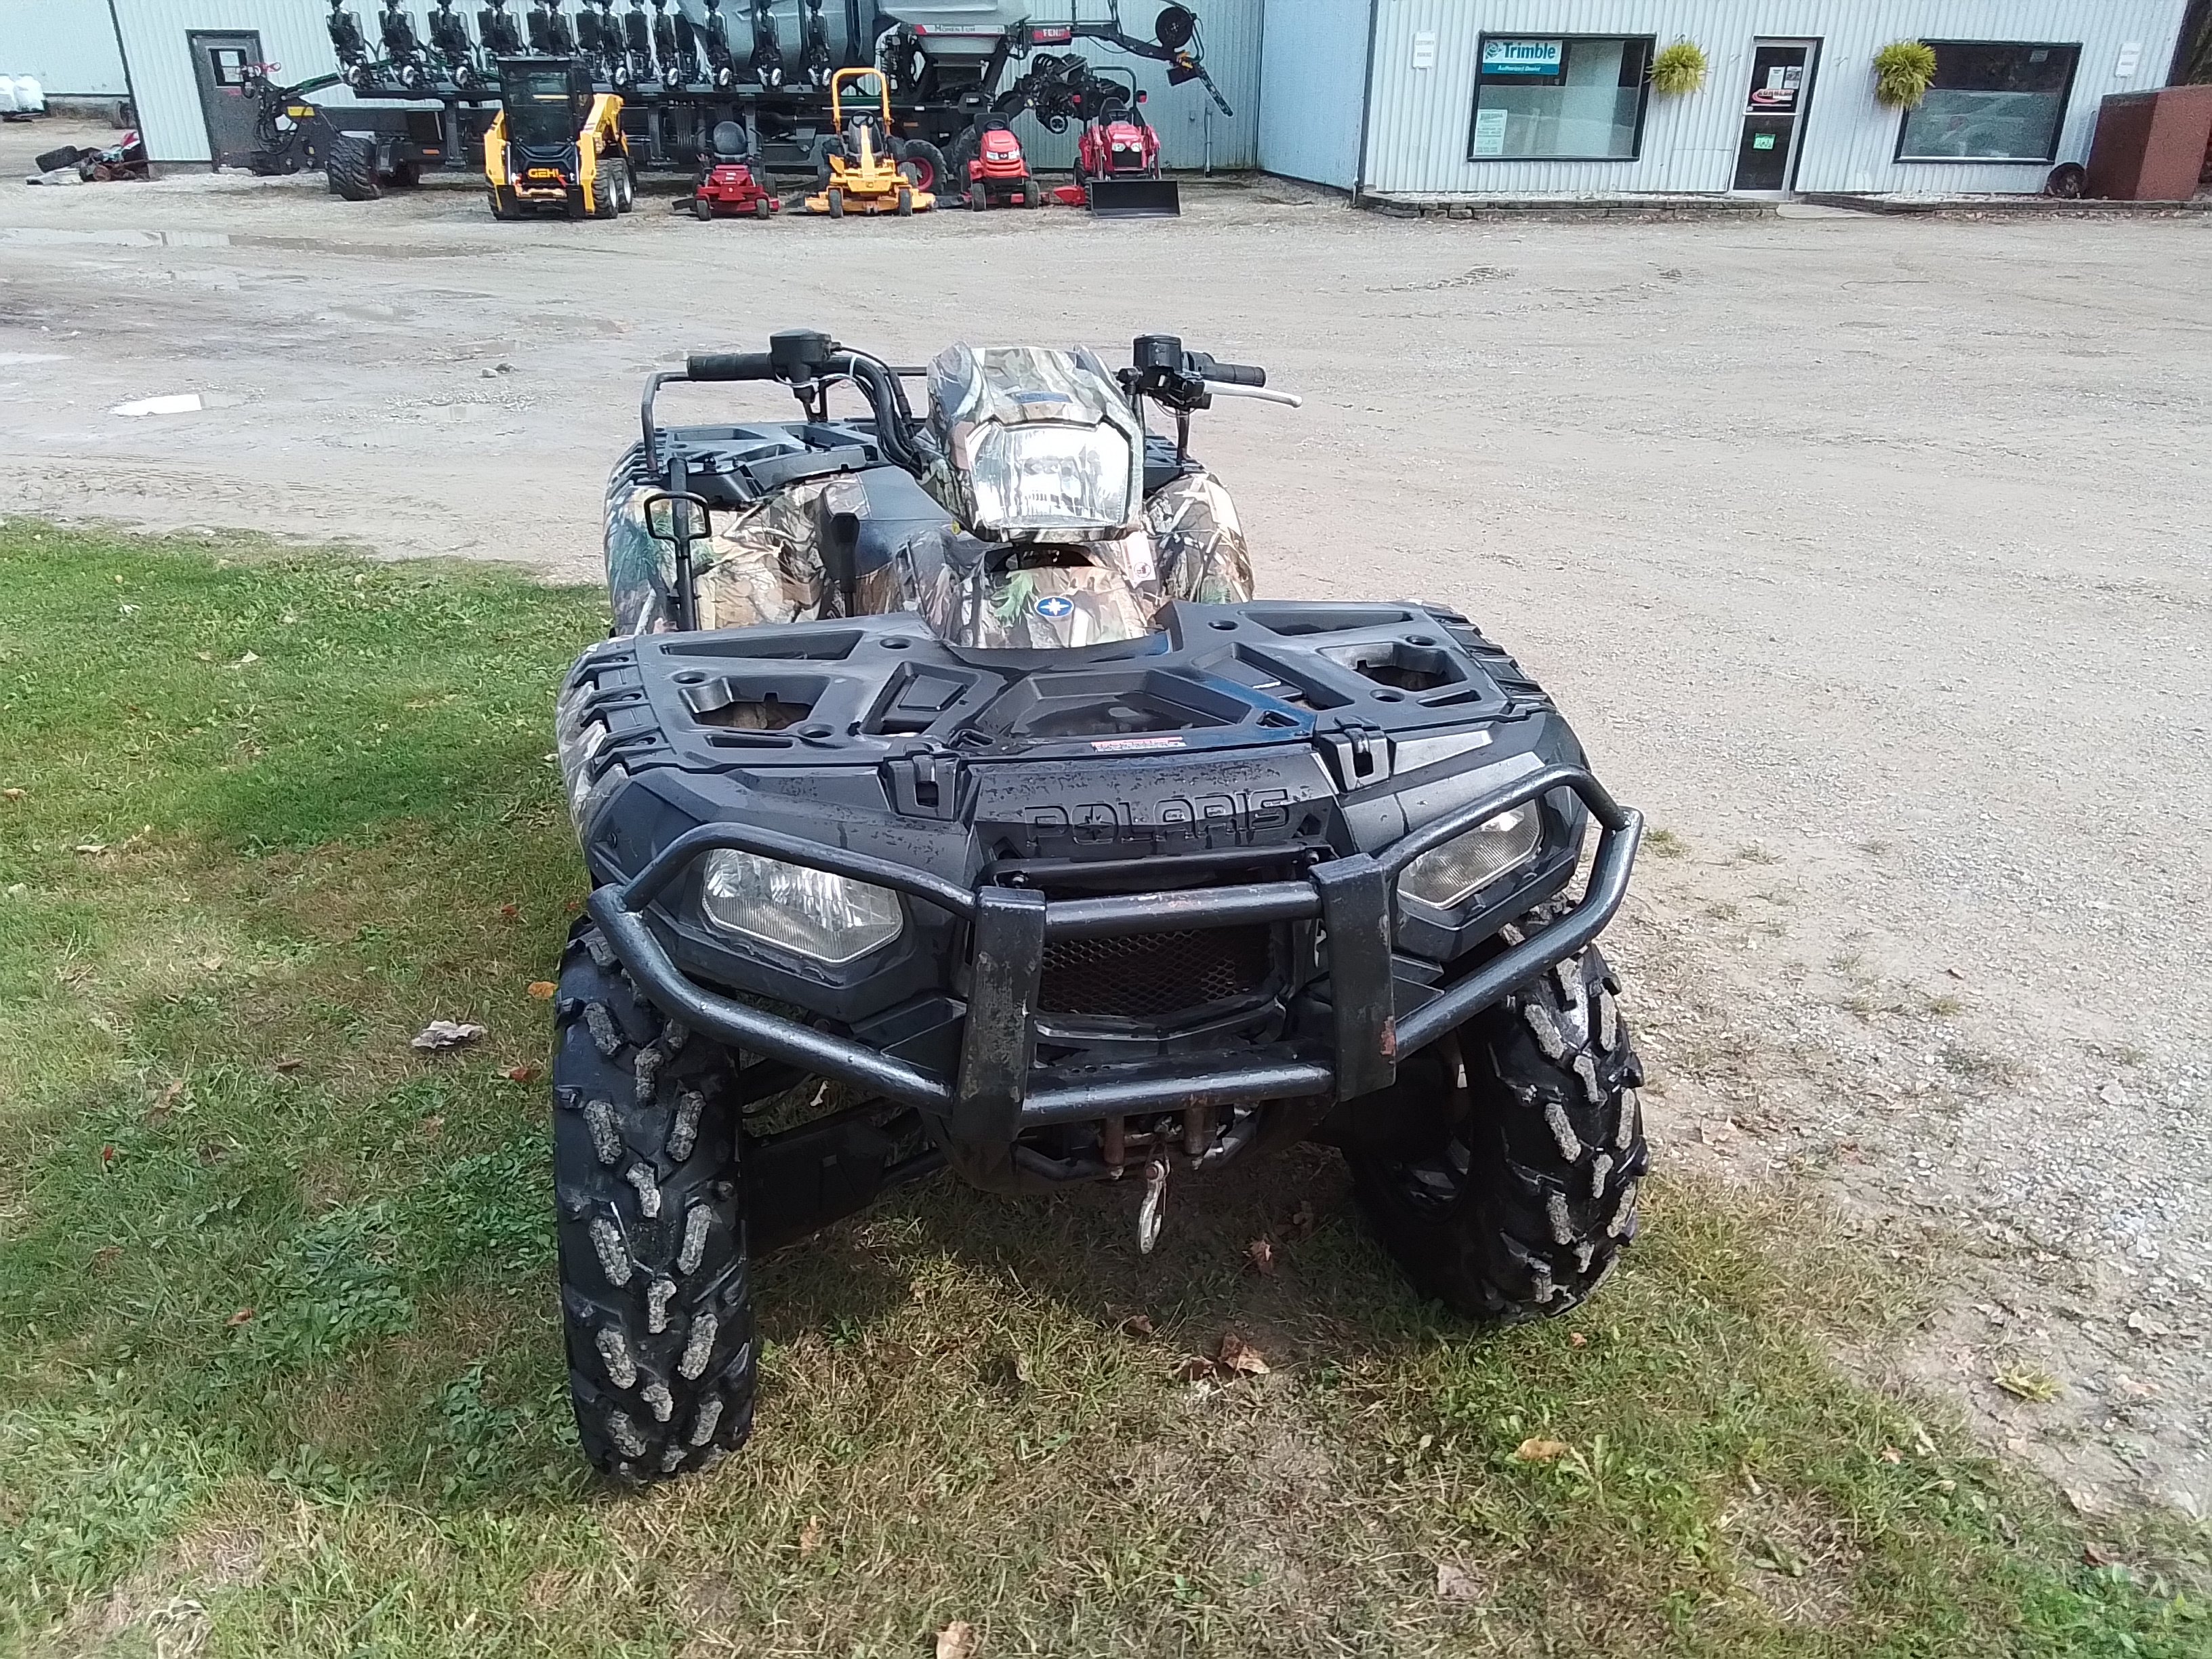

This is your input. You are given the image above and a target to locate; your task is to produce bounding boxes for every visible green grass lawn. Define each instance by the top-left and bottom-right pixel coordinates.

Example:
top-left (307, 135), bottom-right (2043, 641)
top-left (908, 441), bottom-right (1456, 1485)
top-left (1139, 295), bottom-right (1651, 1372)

top-left (0, 523), bottom-right (2203, 1658)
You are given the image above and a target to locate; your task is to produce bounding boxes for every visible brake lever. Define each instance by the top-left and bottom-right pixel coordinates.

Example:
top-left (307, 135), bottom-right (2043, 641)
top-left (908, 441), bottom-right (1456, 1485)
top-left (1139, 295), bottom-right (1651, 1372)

top-left (1203, 381), bottom-right (1301, 409)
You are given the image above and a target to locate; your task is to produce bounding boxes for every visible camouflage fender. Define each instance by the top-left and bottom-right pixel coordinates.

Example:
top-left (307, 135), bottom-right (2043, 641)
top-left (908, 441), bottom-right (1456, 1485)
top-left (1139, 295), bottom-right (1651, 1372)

top-left (1147, 471), bottom-right (1254, 606)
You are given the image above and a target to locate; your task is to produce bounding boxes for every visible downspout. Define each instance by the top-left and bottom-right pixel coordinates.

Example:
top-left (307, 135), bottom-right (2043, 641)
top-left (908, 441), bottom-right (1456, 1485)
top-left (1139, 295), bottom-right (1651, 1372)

top-left (2171, 0), bottom-right (2212, 81)
top-left (1350, 0), bottom-right (1382, 201)
top-left (104, 0), bottom-right (143, 134)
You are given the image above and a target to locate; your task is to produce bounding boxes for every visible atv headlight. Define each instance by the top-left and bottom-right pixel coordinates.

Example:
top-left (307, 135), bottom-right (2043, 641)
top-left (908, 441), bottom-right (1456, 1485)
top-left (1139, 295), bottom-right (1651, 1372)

top-left (699, 851), bottom-right (904, 964)
top-left (966, 422), bottom-right (1135, 534)
top-left (1396, 805), bottom-right (1544, 910)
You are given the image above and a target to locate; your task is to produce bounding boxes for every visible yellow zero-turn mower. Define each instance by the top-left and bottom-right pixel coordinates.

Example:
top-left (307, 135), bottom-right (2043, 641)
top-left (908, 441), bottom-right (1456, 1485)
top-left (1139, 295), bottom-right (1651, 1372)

top-left (485, 55), bottom-right (634, 221)
top-left (804, 68), bottom-right (933, 218)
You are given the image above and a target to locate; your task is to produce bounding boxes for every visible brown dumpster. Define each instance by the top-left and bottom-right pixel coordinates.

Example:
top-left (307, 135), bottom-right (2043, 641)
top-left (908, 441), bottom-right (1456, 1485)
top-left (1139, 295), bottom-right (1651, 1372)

top-left (2085, 83), bottom-right (2212, 200)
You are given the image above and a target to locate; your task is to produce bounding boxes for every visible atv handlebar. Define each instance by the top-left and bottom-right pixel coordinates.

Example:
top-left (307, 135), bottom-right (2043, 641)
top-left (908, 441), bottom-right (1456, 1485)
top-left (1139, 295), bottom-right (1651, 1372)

top-left (684, 350), bottom-right (777, 382)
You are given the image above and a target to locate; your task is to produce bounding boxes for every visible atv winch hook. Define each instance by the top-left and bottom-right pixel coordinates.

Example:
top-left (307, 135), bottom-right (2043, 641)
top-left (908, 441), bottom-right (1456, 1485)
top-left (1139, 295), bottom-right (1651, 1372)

top-left (1139, 1158), bottom-right (1168, 1253)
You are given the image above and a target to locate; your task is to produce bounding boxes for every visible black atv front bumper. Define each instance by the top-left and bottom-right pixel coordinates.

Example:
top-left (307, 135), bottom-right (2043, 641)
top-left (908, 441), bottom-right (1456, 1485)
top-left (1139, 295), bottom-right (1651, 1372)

top-left (586, 762), bottom-right (1641, 1139)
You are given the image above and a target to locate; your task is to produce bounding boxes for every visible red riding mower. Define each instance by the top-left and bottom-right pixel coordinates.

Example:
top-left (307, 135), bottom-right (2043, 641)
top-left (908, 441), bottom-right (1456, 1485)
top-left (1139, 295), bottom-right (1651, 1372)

top-left (961, 116), bottom-right (1041, 210)
top-left (682, 119), bottom-right (779, 220)
top-left (1067, 68), bottom-right (1176, 217)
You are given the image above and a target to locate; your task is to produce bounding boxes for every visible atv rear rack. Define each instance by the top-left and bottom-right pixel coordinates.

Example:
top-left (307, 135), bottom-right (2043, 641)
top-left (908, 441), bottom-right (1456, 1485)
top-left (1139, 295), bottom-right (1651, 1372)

top-left (586, 764), bottom-right (1642, 1131)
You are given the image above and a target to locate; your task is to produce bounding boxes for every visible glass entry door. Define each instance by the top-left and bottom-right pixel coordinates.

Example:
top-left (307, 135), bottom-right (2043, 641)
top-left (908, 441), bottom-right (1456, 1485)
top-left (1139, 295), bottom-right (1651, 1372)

top-left (1732, 39), bottom-right (1818, 193)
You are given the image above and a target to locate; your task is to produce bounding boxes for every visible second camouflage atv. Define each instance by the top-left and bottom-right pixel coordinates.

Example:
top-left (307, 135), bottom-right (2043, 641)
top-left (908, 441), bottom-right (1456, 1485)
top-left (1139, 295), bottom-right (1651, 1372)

top-left (552, 329), bottom-right (1647, 1479)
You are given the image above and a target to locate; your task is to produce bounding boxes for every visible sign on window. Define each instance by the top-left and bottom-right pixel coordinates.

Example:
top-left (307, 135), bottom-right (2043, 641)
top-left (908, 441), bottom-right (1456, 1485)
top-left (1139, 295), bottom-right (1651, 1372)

top-left (1480, 39), bottom-right (1563, 76)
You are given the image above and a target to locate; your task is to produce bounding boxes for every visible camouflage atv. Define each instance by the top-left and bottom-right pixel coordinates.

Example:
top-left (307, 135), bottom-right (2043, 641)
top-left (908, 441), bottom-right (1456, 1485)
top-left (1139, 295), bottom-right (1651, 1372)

top-left (552, 329), bottom-right (1646, 1479)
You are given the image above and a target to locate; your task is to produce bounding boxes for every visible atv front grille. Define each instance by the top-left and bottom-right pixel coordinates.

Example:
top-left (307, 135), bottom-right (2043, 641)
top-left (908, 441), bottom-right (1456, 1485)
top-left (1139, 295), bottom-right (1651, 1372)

top-left (1037, 926), bottom-right (1273, 1020)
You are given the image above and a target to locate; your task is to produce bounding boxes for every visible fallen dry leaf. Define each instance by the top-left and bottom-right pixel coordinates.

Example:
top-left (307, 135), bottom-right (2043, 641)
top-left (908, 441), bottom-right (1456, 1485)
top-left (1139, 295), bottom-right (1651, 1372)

top-left (935, 1620), bottom-right (978, 1659)
top-left (2082, 1542), bottom-right (2118, 1568)
top-left (527, 980), bottom-right (557, 999)
top-left (73, 843), bottom-right (108, 856)
top-left (272, 1056), bottom-right (302, 1073)
top-left (1118, 1313), bottom-right (1155, 1340)
top-left (100, 1144), bottom-right (115, 1166)
top-left (1513, 1437), bottom-right (1571, 1463)
top-left (1246, 1237), bottom-right (1277, 1277)
top-left (505, 1065), bottom-right (542, 1084)
top-left (1, 787), bottom-right (24, 801)
top-left (798, 1516), bottom-right (823, 1557)
top-left (146, 1080), bottom-right (186, 1122)
top-left (1568, 1332), bottom-right (1587, 1349)
top-left (226, 1307), bottom-right (254, 1326)
top-left (1435, 1561), bottom-right (1482, 1603)
top-left (411, 1020), bottom-right (487, 1052)
top-left (1879, 1446), bottom-right (1902, 1465)
top-left (499, 903), bottom-right (520, 918)
top-left (1216, 1331), bottom-right (1269, 1377)
top-left (1173, 1353), bottom-right (1216, 1383)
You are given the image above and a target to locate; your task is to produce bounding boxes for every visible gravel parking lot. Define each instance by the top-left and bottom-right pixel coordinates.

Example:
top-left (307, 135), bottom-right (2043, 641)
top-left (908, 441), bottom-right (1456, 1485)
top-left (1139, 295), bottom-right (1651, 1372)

top-left (5, 121), bottom-right (2207, 1517)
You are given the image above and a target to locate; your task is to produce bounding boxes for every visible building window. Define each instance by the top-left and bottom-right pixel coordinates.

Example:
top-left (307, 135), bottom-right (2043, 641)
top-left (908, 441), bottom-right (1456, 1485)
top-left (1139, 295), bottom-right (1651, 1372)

top-left (1460, 35), bottom-right (1654, 161)
top-left (1469, 35), bottom-right (1654, 161)
top-left (1896, 41), bottom-right (2081, 162)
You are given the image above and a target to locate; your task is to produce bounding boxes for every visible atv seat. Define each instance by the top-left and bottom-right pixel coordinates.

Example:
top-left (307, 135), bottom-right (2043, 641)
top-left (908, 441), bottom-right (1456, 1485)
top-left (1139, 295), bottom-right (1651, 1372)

top-left (708, 120), bottom-right (747, 162)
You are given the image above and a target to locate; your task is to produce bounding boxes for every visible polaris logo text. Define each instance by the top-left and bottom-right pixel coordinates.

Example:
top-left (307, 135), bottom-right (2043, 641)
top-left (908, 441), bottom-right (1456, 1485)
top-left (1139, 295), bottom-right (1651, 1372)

top-left (1024, 789), bottom-right (1294, 838)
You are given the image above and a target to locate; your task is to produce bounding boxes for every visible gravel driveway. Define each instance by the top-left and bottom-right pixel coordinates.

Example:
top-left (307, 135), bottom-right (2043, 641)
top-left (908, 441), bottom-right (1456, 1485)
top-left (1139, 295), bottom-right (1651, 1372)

top-left (3, 121), bottom-right (2206, 1516)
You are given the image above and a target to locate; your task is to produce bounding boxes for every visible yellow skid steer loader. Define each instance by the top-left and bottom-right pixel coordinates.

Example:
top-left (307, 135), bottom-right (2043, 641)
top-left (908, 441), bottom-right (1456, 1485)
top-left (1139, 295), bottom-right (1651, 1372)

top-left (485, 56), bottom-right (633, 221)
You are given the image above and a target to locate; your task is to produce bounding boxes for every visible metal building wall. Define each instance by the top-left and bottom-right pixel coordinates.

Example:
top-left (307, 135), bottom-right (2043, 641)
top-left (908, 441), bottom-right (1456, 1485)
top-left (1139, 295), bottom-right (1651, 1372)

top-left (1012, 0), bottom-right (1263, 169)
top-left (1256, 0), bottom-right (1368, 186)
top-left (0, 0), bottom-right (128, 95)
top-left (112, 0), bottom-right (386, 162)
top-left (1360, 0), bottom-right (2190, 195)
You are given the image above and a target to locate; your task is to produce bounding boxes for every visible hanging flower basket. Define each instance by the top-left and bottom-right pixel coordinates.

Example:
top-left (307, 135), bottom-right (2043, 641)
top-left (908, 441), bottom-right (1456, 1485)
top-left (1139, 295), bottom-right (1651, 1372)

top-left (1872, 40), bottom-right (1938, 109)
top-left (1650, 41), bottom-right (1708, 97)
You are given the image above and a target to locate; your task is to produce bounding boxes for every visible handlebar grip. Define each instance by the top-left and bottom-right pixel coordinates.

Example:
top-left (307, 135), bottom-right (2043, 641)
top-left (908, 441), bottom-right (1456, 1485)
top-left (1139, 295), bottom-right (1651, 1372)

top-left (684, 350), bottom-right (777, 382)
top-left (1189, 352), bottom-right (1265, 388)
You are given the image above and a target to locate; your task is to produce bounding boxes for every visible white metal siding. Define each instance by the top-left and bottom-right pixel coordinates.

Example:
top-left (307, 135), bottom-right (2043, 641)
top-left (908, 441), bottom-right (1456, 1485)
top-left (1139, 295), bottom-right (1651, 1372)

top-left (113, 0), bottom-right (400, 162)
top-left (1257, 0), bottom-right (1369, 186)
top-left (1013, 0), bottom-right (1263, 169)
top-left (1361, 0), bottom-right (2190, 195)
top-left (0, 0), bottom-right (127, 95)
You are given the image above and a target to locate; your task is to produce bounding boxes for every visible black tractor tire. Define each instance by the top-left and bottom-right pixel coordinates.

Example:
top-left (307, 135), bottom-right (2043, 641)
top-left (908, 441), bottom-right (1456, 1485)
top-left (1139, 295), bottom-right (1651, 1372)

top-left (1021, 178), bottom-right (1042, 209)
top-left (488, 186), bottom-right (520, 220)
top-left (896, 137), bottom-right (947, 194)
top-left (753, 196), bottom-right (771, 220)
top-left (591, 164), bottom-right (619, 218)
top-left (968, 180), bottom-right (988, 212)
top-left (612, 158), bottom-right (636, 212)
top-left (825, 186), bottom-right (844, 219)
top-left (1345, 912), bottom-right (1648, 1322)
top-left (552, 918), bottom-right (756, 1481)
top-left (325, 132), bottom-right (383, 201)
top-left (692, 194), bottom-right (715, 221)
top-left (895, 185), bottom-right (914, 216)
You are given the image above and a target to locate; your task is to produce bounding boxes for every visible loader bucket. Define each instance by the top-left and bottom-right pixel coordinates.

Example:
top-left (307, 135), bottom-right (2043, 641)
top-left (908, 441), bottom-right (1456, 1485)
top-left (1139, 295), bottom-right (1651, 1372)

top-left (1086, 176), bottom-right (1180, 217)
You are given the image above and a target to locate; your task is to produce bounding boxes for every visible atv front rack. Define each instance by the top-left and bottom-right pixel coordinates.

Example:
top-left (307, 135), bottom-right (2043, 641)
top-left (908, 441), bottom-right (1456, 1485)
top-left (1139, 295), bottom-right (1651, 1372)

top-left (586, 764), bottom-right (1641, 1131)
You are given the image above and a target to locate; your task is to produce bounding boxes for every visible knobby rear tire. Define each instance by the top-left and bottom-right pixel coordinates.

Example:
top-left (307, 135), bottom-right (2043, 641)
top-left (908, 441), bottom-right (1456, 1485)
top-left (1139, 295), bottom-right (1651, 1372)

top-left (552, 918), bottom-right (756, 1480)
